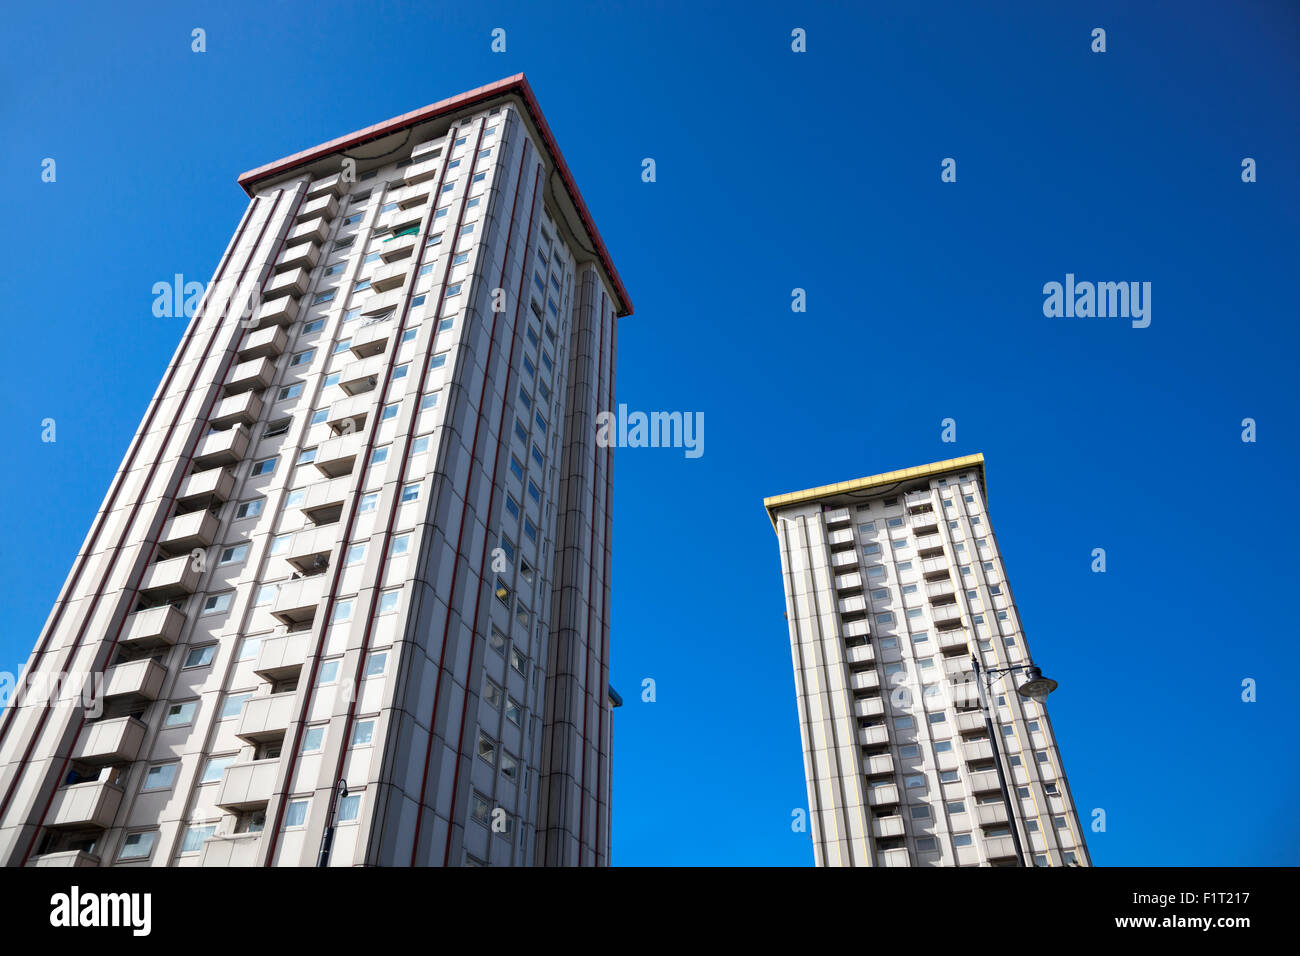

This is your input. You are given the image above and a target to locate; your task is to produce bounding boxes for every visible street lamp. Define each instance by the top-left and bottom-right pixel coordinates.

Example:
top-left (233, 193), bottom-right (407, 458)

top-left (316, 778), bottom-right (349, 868)
top-left (969, 657), bottom-right (1058, 867)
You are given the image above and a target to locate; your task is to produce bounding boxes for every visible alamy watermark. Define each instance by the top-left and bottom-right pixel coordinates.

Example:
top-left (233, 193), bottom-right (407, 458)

top-left (1042, 273), bottom-right (1151, 328)
top-left (595, 404), bottom-right (704, 459)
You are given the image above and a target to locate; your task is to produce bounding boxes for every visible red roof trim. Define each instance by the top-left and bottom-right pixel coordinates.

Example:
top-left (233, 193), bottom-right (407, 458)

top-left (236, 74), bottom-right (632, 316)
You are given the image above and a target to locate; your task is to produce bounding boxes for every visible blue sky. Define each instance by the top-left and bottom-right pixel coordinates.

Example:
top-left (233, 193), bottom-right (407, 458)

top-left (2, 0), bottom-right (1297, 866)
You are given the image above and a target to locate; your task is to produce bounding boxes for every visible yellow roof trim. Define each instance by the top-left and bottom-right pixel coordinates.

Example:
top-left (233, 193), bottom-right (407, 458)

top-left (763, 453), bottom-right (987, 530)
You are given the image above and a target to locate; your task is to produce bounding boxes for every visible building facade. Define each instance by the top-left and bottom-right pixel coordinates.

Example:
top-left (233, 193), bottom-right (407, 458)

top-left (765, 454), bottom-right (1091, 867)
top-left (0, 75), bottom-right (629, 867)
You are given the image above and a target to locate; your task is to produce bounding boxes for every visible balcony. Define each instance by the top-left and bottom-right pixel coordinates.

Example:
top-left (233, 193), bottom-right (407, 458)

top-left (911, 514), bottom-right (940, 536)
top-left (379, 231), bottom-right (417, 262)
top-left (296, 194), bottom-right (339, 223)
top-left (285, 524), bottom-right (336, 573)
top-left (921, 557), bottom-right (950, 581)
top-left (859, 725), bottom-right (888, 747)
top-left (157, 509), bottom-right (220, 556)
top-left (298, 475), bottom-right (351, 524)
top-left (905, 489), bottom-right (934, 510)
top-left (265, 267), bottom-right (310, 299)
top-left (827, 528), bottom-right (855, 550)
top-left (339, 355), bottom-right (384, 396)
top-left (307, 173), bottom-right (344, 199)
top-left (916, 534), bottom-right (945, 558)
top-left (830, 549), bottom-right (858, 572)
top-left (121, 605), bottom-right (186, 651)
top-left (275, 240), bottom-right (320, 274)
top-left (313, 432), bottom-right (363, 478)
top-left (855, 697), bottom-right (885, 719)
top-left (865, 753), bottom-right (894, 776)
top-left (254, 631), bottom-right (312, 682)
top-left (139, 555), bottom-right (201, 598)
top-left (215, 759), bottom-right (279, 812)
top-left (210, 391), bottom-right (264, 430)
top-left (224, 357), bottom-right (275, 395)
top-left (395, 186), bottom-right (431, 211)
top-left (235, 692), bottom-right (296, 744)
top-left (976, 802), bottom-right (1009, 826)
top-left (349, 319), bottom-right (393, 358)
top-left (823, 506), bottom-right (851, 527)
top-left (963, 739), bottom-right (995, 762)
top-left (29, 850), bottom-right (102, 867)
top-left (403, 156), bottom-right (441, 186)
top-left (46, 781), bottom-right (123, 830)
top-left (253, 294), bottom-right (300, 329)
top-left (938, 631), bottom-right (969, 653)
top-left (193, 426), bottom-right (250, 468)
top-left (286, 217), bottom-right (329, 248)
top-left (237, 325), bottom-right (288, 362)
top-left (74, 716), bottom-right (146, 766)
top-left (834, 572), bottom-right (863, 596)
top-left (177, 466), bottom-right (235, 509)
top-left (271, 575), bottom-right (325, 625)
top-left (926, 579), bottom-right (956, 602)
top-left (846, 643), bottom-right (876, 667)
top-left (327, 393), bottom-right (371, 434)
top-left (837, 595), bottom-right (867, 617)
top-left (199, 832), bottom-right (262, 867)
top-left (944, 657), bottom-right (973, 680)
top-left (932, 604), bottom-right (963, 630)
top-left (868, 783), bottom-right (900, 807)
top-left (956, 711), bottom-right (987, 734)
top-left (983, 835), bottom-right (1018, 860)
top-left (876, 848), bottom-right (911, 867)
top-left (969, 770), bottom-right (1002, 793)
top-left (102, 659), bottom-right (167, 706)
top-left (851, 670), bottom-right (880, 692)
top-left (872, 814), bottom-right (905, 839)
top-left (842, 619), bottom-right (870, 642)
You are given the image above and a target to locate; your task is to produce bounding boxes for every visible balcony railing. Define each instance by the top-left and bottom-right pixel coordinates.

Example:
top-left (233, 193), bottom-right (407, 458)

top-left (121, 605), bottom-right (186, 650)
top-left (210, 391), bottom-right (265, 430)
top-left (47, 781), bottom-right (123, 830)
top-left (176, 466), bottom-right (235, 508)
top-left (102, 659), bottom-right (167, 706)
top-left (271, 575), bottom-right (325, 626)
top-left (192, 426), bottom-right (250, 469)
top-left (286, 217), bottom-right (329, 248)
top-left (285, 524), bottom-right (336, 573)
top-left (215, 759), bottom-right (279, 812)
top-left (275, 240), bottom-right (320, 274)
top-left (313, 432), bottom-right (363, 478)
top-left (237, 325), bottom-right (288, 362)
top-left (235, 692), bottom-right (296, 744)
top-left (139, 555), bottom-right (200, 598)
top-left (74, 716), bottom-right (146, 766)
top-left (254, 631), bottom-right (312, 682)
top-left (158, 508), bottom-right (220, 556)
top-left (253, 294), bottom-right (300, 329)
top-left (295, 194), bottom-right (339, 224)
top-left (224, 357), bottom-right (275, 395)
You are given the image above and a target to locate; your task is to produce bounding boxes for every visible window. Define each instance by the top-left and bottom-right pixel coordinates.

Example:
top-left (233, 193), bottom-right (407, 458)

top-left (285, 800), bottom-right (309, 827)
top-left (303, 318), bottom-right (325, 334)
top-left (899, 744), bottom-right (920, 758)
top-left (251, 457), bottom-right (277, 476)
top-left (370, 447), bottom-right (389, 465)
top-left (344, 544), bottom-right (366, 567)
top-left (420, 393), bottom-right (439, 411)
top-left (953, 834), bottom-right (974, 847)
top-left (489, 625), bottom-right (507, 655)
top-left (863, 543), bottom-right (881, 556)
top-left (477, 733), bottom-right (497, 767)
top-left (301, 726), bottom-right (325, 753)
top-left (220, 693), bottom-right (251, 720)
top-left (270, 534), bottom-right (292, 556)
top-left (164, 701), bottom-right (198, 727)
top-left (523, 518), bottom-right (537, 541)
top-left (378, 589), bottom-right (401, 614)
top-left (184, 645), bottom-right (216, 668)
top-left (504, 495), bottom-right (519, 519)
top-left (510, 648), bottom-right (527, 676)
top-left (364, 651), bottom-right (387, 677)
top-left (317, 660), bottom-right (340, 684)
top-left (313, 290), bottom-right (337, 304)
top-left (894, 716), bottom-right (915, 730)
top-left (917, 837), bottom-right (938, 852)
top-left (180, 824), bottom-right (216, 854)
top-left (934, 740), bottom-right (953, 752)
top-left (118, 831), bottom-right (157, 861)
top-left (359, 492), bottom-right (379, 514)
top-left (401, 482), bottom-right (421, 503)
top-left (337, 793), bottom-right (361, 823)
top-left (946, 800), bottom-right (966, 813)
top-left (389, 534), bottom-right (411, 557)
top-left (296, 447), bottom-right (317, 466)
top-left (380, 403), bottom-right (400, 422)
top-left (391, 364), bottom-right (409, 382)
top-left (904, 775), bottom-right (925, 789)
top-left (910, 805), bottom-right (932, 820)
top-left (254, 584), bottom-right (277, 606)
top-left (263, 418), bottom-right (291, 438)
top-left (142, 764), bottom-right (178, 792)
top-left (352, 720), bottom-right (375, 746)
top-left (200, 755), bottom-right (235, 784)
top-left (411, 436), bottom-right (430, 454)
top-left (290, 348), bottom-right (315, 367)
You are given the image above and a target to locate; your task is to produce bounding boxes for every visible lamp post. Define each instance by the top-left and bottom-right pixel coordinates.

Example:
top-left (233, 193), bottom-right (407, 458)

top-left (316, 778), bottom-right (349, 868)
top-left (969, 658), bottom-right (1058, 867)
